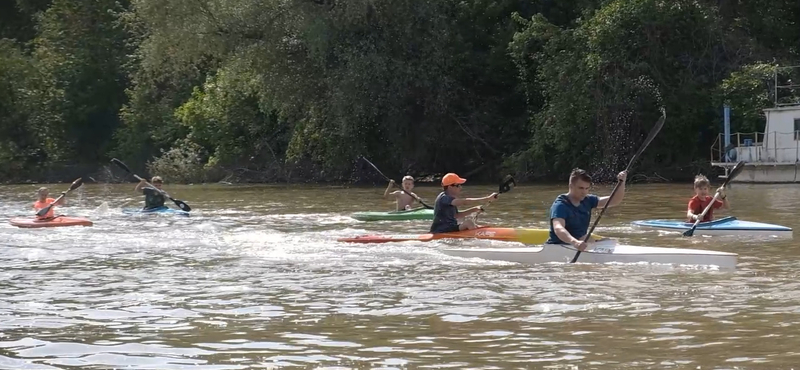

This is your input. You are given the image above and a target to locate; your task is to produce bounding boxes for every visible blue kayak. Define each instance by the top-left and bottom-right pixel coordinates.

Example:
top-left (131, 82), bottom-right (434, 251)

top-left (122, 206), bottom-right (190, 216)
top-left (631, 216), bottom-right (792, 237)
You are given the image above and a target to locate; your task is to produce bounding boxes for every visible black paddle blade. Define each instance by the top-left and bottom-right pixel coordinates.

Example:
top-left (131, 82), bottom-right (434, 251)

top-left (69, 177), bottom-right (84, 191)
top-left (723, 161), bottom-right (746, 186)
top-left (35, 207), bottom-right (52, 217)
top-left (499, 175), bottom-right (516, 193)
top-left (110, 158), bottom-right (132, 174)
top-left (172, 198), bottom-right (192, 212)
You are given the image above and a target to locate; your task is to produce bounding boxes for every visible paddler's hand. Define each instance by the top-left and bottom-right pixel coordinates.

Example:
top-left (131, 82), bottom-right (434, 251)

top-left (572, 239), bottom-right (588, 251)
top-left (617, 171), bottom-right (627, 183)
top-left (389, 179), bottom-right (395, 185)
top-left (717, 186), bottom-right (726, 199)
top-left (488, 192), bottom-right (499, 201)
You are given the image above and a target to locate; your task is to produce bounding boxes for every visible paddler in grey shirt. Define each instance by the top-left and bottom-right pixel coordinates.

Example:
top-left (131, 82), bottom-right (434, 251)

top-left (429, 173), bottom-right (499, 233)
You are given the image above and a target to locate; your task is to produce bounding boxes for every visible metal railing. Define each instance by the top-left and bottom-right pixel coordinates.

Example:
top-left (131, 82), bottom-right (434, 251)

top-left (711, 131), bottom-right (800, 163)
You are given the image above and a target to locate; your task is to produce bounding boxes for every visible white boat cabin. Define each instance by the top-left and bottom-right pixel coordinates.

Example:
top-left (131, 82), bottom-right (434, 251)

top-left (711, 66), bottom-right (800, 183)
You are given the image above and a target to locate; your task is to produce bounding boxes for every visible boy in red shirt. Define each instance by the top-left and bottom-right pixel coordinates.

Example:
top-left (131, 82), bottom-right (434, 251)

top-left (686, 175), bottom-right (729, 222)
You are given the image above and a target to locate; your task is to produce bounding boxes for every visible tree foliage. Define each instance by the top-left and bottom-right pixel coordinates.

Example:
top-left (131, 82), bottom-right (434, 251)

top-left (1, 0), bottom-right (799, 183)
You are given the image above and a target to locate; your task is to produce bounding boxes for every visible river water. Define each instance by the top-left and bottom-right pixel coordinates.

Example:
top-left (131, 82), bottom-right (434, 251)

top-left (1, 181), bottom-right (798, 369)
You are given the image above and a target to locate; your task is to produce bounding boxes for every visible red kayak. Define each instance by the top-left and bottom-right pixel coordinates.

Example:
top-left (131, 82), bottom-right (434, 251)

top-left (9, 216), bottom-right (93, 228)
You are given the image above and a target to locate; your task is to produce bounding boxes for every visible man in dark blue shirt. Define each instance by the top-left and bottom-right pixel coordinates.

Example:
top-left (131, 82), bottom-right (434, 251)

top-left (546, 168), bottom-right (627, 250)
top-left (430, 173), bottom-right (499, 233)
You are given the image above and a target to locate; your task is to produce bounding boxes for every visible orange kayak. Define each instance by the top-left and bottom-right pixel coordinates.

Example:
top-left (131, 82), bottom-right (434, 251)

top-left (338, 226), bottom-right (603, 245)
top-left (9, 216), bottom-right (93, 228)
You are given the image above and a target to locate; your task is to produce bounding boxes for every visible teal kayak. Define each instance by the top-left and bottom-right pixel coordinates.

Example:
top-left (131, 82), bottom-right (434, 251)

top-left (122, 206), bottom-right (190, 216)
top-left (350, 207), bottom-right (433, 221)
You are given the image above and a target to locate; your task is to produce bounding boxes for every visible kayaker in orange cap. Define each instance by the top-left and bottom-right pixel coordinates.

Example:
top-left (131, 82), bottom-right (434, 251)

top-left (134, 176), bottom-right (167, 210)
top-left (384, 175), bottom-right (422, 211)
top-left (429, 173), bottom-right (498, 233)
top-left (33, 187), bottom-right (64, 219)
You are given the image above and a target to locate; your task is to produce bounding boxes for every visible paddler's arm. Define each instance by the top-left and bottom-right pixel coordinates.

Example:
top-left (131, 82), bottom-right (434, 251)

top-left (134, 179), bottom-right (147, 192)
top-left (451, 193), bottom-right (498, 207)
top-left (456, 205), bottom-right (484, 218)
top-left (552, 218), bottom-right (587, 251)
top-left (596, 171), bottom-right (627, 208)
top-left (717, 186), bottom-right (730, 209)
top-left (383, 180), bottom-right (395, 199)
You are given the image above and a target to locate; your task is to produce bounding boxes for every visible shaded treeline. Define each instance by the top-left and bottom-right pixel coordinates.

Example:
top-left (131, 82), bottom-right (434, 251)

top-left (1, 0), bottom-right (798, 184)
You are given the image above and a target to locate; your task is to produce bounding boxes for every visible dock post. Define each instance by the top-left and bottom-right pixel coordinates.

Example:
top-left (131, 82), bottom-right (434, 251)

top-left (724, 105), bottom-right (731, 162)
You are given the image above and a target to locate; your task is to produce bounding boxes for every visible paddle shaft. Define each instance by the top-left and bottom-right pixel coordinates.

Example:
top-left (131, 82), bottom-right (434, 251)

top-left (570, 111), bottom-right (666, 263)
top-left (470, 175), bottom-right (515, 222)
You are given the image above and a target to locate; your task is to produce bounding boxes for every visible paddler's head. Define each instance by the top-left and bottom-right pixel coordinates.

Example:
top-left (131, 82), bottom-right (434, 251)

top-left (442, 173), bottom-right (466, 196)
top-left (401, 175), bottom-right (415, 191)
top-left (36, 187), bottom-right (49, 201)
top-left (151, 176), bottom-right (163, 189)
top-left (568, 168), bottom-right (592, 201)
top-left (693, 175), bottom-right (710, 197)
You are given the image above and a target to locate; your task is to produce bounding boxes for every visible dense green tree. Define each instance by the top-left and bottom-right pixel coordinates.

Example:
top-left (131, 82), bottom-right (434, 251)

top-left (1, 0), bottom-right (798, 183)
top-left (33, 0), bottom-right (132, 163)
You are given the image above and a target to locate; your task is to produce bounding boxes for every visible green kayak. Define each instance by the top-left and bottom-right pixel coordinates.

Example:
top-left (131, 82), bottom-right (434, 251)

top-left (350, 207), bottom-right (434, 221)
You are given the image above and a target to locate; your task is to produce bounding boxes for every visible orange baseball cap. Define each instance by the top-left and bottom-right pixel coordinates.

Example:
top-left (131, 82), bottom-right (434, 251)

top-left (442, 173), bottom-right (467, 187)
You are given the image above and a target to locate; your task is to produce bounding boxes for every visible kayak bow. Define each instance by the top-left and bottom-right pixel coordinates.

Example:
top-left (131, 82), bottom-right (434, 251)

top-left (350, 207), bottom-right (434, 221)
top-left (631, 216), bottom-right (792, 237)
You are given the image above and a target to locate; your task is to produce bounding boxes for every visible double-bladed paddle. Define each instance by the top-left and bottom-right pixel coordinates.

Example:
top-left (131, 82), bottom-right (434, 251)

top-left (479, 174), bottom-right (516, 208)
top-left (35, 177), bottom-right (83, 217)
top-left (570, 109), bottom-right (667, 263)
top-left (360, 156), bottom-right (434, 209)
top-left (682, 160), bottom-right (745, 237)
top-left (499, 174), bottom-right (516, 194)
top-left (110, 158), bottom-right (192, 212)
top-left (431, 173), bottom-right (518, 238)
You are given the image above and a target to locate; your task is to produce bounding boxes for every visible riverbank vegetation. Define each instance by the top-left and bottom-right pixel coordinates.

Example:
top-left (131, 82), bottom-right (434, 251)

top-left (1, 0), bottom-right (798, 184)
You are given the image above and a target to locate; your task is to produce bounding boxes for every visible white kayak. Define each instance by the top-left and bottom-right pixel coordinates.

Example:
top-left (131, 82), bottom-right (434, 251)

top-left (439, 239), bottom-right (737, 269)
top-left (631, 216), bottom-right (792, 237)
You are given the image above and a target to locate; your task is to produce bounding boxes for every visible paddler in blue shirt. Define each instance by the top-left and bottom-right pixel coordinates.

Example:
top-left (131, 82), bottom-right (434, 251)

top-left (429, 173), bottom-right (498, 233)
top-left (546, 168), bottom-right (627, 250)
top-left (134, 176), bottom-right (166, 210)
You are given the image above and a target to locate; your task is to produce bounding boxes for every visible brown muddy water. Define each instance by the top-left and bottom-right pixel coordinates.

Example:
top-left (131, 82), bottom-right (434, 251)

top-left (0, 181), bottom-right (798, 369)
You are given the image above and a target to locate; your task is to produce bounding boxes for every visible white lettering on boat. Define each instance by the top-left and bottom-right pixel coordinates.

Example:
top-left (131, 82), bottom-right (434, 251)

top-left (592, 246), bottom-right (614, 254)
top-left (475, 231), bottom-right (497, 237)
